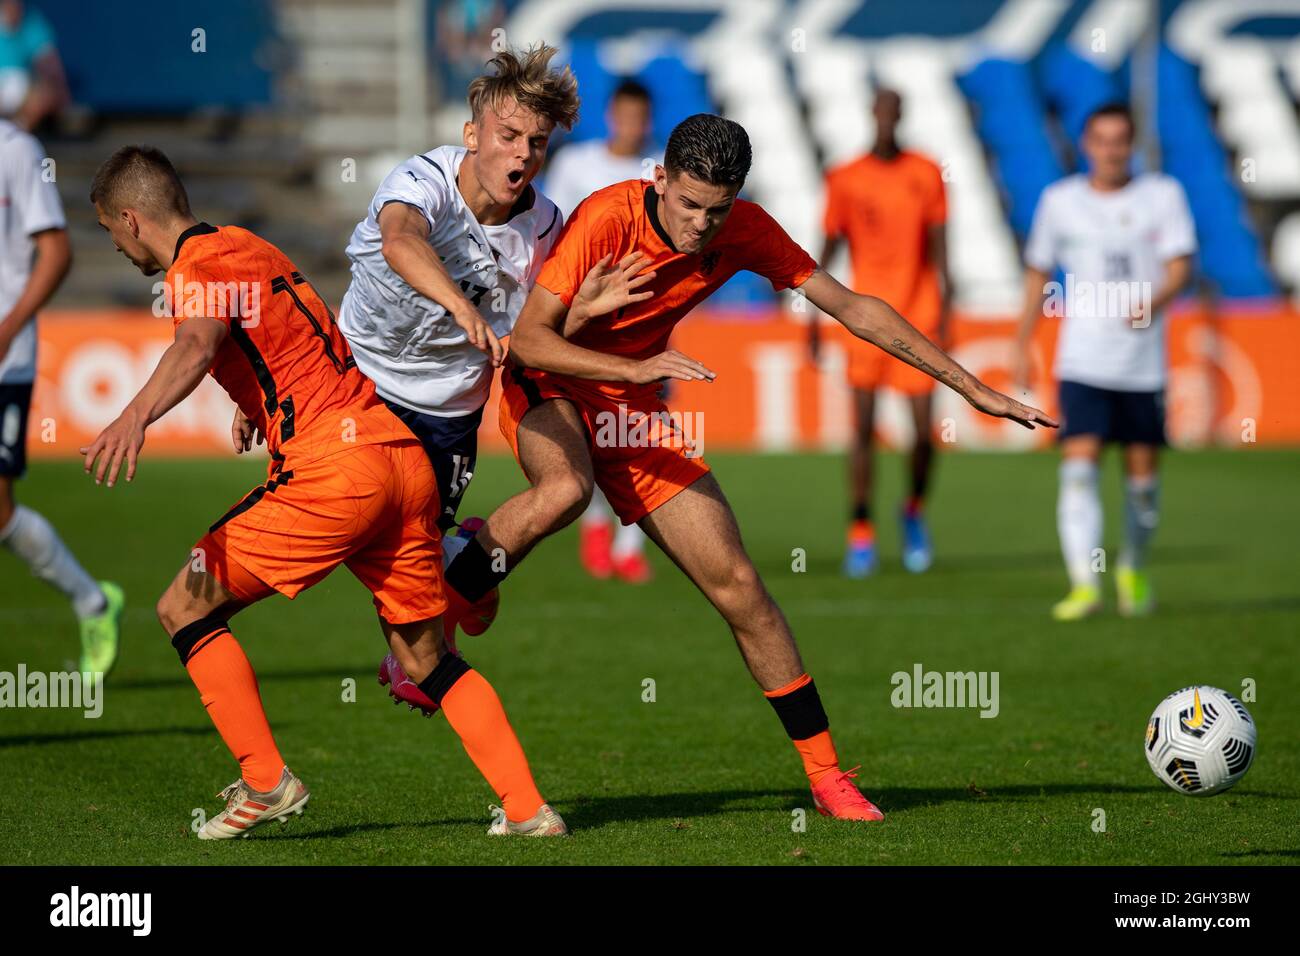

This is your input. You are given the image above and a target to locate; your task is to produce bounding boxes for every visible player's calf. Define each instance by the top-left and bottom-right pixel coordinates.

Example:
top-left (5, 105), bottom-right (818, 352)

top-left (379, 610), bottom-right (454, 716)
top-left (442, 471), bottom-right (592, 616)
top-left (388, 632), bottom-right (557, 830)
top-left (640, 475), bottom-right (882, 820)
top-left (704, 563), bottom-right (804, 687)
top-left (442, 397), bottom-right (598, 621)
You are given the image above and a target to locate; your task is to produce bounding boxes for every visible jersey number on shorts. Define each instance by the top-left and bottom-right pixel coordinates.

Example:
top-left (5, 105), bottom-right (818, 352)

top-left (448, 453), bottom-right (473, 500)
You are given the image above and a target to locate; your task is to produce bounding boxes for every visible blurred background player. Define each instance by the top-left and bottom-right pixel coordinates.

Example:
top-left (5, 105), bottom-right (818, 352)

top-left (86, 145), bottom-right (565, 839)
top-left (544, 77), bottom-right (660, 583)
top-left (0, 0), bottom-right (68, 130)
top-left (0, 115), bottom-right (121, 675)
top-left (812, 88), bottom-right (950, 578)
top-left (434, 0), bottom-right (507, 99)
top-left (1014, 102), bottom-right (1195, 621)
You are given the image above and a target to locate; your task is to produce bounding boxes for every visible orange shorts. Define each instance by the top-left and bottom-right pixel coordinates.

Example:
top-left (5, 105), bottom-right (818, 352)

top-left (194, 439), bottom-right (446, 624)
top-left (499, 363), bottom-right (710, 526)
top-left (844, 315), bottom-right (942, 396)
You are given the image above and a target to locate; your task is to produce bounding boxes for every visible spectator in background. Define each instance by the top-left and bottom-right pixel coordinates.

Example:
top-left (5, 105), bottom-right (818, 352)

top-left (545, 79), bottom-right (659, 219)
top-left (0, 1), bottom-right (68, 130)
top-left (543, 79), bottom-right (661, 584)
top-left (435, 0), bottom-right (506, 100)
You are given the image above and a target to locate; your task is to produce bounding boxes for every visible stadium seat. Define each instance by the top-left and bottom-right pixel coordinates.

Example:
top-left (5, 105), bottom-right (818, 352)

top-left (1158, 45), bottom-right (1276, 297)
top-left (957, 57), bottom-right (1064, 240)
top-left (1039, 41), bottom-right (1123, 148)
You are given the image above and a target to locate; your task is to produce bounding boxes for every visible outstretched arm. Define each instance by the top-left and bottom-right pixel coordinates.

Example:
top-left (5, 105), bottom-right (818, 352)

top-left (807, 235), bottom-right (842, 363)
top-left (81, 316), bottom-right (227, 486)
top-left (799, 269), bottom-right (1056, 430)
top-left (509, 284), bottom-right (715, 385)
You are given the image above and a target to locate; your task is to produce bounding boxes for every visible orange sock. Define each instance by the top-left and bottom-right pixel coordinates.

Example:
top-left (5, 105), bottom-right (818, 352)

top-left (182, 627), bottom-right (285, 792)
top-left (440, 669), bottom-right (545, 822)
top-left (848, 519), bottom-right (874, 545)
top-left (764, 674), bottom-right (842, 785)
top-left (794, 730), bottom-right (841, 785)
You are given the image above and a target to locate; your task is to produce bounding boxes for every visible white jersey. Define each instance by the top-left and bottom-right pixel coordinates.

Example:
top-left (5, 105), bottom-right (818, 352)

top-left (0, 121), bottom-right (65, 385)
top-left (543, 139), bottom-right (660, 218)
top-left (1024, 172), bottom-right (1196, 392)
top-left (338, 145), bottom-right (563, 417)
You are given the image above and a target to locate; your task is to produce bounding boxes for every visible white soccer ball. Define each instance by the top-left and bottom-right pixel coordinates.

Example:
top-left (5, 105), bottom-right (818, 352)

top-left (1145, 686), bottom-right (1256, 796)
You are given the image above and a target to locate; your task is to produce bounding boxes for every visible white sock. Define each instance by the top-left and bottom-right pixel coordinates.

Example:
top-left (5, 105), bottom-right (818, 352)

top-left (1058, 459), bottom-right (1102, 589)
top-left (1, 505), bottom-right (105, 618)
top-left (611, 520), bottom-right (646, 559)
top-left (581, 488), bottom-right (613, 528)
top-left (1120, 473), bottom-right (1159, 569)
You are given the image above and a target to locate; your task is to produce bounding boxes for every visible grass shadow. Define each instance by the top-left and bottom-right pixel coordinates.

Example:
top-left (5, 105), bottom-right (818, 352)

top-left (0, 725), bottom-right (219, 748)
top-left (111, 665), bottom-right (374, 691)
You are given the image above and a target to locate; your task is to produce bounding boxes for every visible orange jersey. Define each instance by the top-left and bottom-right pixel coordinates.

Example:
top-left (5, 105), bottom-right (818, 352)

top-left (822, 151), bottom-right (946, 326)
top-left (534, 179), bottom-right (816, 397)
top-left (165, 223), bottom-right (409, 463)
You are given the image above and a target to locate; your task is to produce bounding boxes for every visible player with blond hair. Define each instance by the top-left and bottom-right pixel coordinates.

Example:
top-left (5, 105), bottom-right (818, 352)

top-left (338, 45), bottom-right (650, 667)
top-left (86, 145), bottom-right (566, 839)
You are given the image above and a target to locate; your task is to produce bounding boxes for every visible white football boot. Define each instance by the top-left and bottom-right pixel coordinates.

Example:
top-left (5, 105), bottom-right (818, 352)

top-left (487, 802), bottom-right (569, 837)
top-left (197, 767), bottom-right (310, 840)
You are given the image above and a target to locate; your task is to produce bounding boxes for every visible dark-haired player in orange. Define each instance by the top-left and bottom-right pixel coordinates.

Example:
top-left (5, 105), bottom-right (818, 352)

top-left (438, 114), bottom-right (1055, 821)
top-left (83, 145), bottom-right (565, 839)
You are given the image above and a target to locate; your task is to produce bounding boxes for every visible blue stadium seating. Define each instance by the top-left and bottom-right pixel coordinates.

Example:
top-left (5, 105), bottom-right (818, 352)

top-left (42, 0), bottom-right (276, 111)
top-left (1157, 45), bottom-right (1275, 297)
top-left (957, 58), bottom-right (1064, 240)
top-left (1038, 42), bottom-right (1122, 148)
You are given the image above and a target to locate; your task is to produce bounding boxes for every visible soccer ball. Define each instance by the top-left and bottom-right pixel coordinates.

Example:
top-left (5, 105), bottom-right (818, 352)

top-left (1144, 686), bottom-right (1256, 796)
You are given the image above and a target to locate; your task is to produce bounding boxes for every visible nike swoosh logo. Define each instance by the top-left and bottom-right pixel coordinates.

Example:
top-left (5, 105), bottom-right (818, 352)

top-left (1185, 688), bottom-right (1205, 729)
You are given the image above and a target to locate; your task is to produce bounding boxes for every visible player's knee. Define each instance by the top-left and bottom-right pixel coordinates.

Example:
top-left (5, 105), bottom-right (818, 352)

top-left (154, 593), bottom-right (175, 634)
top-left (155, 588), bottom-right (187, 636)
top-left (537, 471), bottom-right (592, 529)
top-left (714, 560), bottom-right (765, 607)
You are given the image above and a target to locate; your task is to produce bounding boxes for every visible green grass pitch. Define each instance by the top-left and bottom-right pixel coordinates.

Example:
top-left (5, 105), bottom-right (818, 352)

top-left (1, 449), bottom-right (1296, 865)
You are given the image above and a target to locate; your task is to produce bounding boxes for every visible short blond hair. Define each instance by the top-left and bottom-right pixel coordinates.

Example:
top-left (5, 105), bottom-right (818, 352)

top-left (467, 44), bottom-right (580, 131)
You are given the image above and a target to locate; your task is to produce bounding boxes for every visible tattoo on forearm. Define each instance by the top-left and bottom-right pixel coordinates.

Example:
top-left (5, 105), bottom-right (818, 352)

top-left (891, 337), bottom-right (965, 387)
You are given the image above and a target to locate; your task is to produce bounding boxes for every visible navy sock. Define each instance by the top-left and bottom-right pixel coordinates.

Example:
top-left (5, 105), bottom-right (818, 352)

top-left (445, 537), bottom-right (509, 603)
top-left (767, 679), bottom-right (830, 740)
